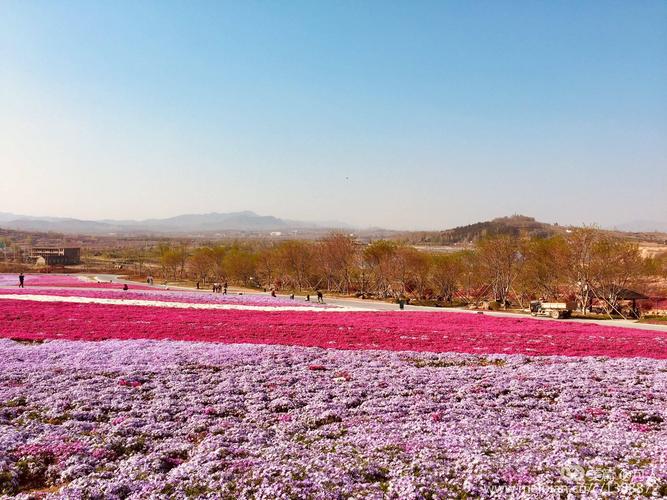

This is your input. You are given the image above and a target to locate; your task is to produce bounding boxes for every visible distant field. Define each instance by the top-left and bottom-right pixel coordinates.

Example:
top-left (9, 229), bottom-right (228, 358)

top-left (639, 241), bottom-right (667, 258)
top-left (412, 245), bottom-right (466, 253)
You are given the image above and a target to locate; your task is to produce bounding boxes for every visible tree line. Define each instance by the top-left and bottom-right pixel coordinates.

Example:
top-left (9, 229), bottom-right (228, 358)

top-left (147, 228), bottom-right (666, 316)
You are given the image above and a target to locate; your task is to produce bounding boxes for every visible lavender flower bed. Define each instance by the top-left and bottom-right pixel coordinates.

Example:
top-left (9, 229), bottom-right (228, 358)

top-left (0, 275), bottom-right (152, 290)
top-left (1, 340), bottom-right (666, 498)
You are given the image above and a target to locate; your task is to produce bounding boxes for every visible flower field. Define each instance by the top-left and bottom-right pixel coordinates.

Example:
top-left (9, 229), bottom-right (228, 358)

top-left (1, 275), bottom-right (667, 498)
top-left (1, 299), bottom-right (666, 358)
top-left (1, 341), bottom-right (666, 498)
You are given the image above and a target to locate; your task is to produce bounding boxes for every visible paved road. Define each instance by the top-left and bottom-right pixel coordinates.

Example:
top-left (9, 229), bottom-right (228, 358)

top-left (89, 274), bottom-right (667, 333)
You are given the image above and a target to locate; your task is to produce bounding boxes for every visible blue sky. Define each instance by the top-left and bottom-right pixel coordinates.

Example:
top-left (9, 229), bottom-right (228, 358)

top-left (1, 1), bottom-right (666, 230)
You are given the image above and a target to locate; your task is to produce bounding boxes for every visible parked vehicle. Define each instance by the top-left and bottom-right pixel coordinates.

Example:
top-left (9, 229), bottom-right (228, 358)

top-left (529, 301), bottom-right (573, 319)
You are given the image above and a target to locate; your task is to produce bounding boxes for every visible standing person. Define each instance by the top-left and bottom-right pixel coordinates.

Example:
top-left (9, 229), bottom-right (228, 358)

top-left (18, 273), bottom-right (25, 288)
top-left (316, 290), bottom-right (324, 304)
top-left (223, 282), bottom-right (228, 295)
top-left (305, 294), bottom-right (310, 302)
top-left (271, 290), bottom-right (276, 298)
top-left (196, 281), bottom-right (200, 290)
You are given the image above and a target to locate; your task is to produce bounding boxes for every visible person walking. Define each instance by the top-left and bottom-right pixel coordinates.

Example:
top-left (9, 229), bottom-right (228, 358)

top-left (223, 282), bottom-right (228, 295)
top-left (316, 290), bottom-right (324, 304)
top-left (18, 273), bottom-right (25, 288)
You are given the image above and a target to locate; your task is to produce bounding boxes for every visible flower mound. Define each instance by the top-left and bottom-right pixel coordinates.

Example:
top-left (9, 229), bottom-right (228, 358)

top-left (1, 340), bottom-right (665, 498)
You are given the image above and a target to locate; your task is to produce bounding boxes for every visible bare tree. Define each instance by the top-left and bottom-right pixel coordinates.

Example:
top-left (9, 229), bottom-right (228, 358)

top-left (210, 246), bottom-right (228, 282)
top-left (255, 246), bottom-right (278, 289)
top-left (177, 242), bottom-right (189, 279)
top-left (393, 246), bottom-right (430, 299)
top-left (363, 240), bottom-right (397, 298)
top-left (589, 237), bottom-right (645, 317)
top-left (189, 247), bottom-right (215, 284)
top-left (158, 245), bottom-right (182, 279)
top-left (276, 240), bottom-right (314, 291)
top-left (519, 236), bottom-right (569, 300)
top-left (476, 235), bottom-right (525, 308)
top-left (430, 252), bottom-right (465, 302)
top-left (224, 245), bottom-right (257, 286)
top-left (318, 233), bottom-right (358, 293)
top-left (565, 227), bottom-right (601, 314)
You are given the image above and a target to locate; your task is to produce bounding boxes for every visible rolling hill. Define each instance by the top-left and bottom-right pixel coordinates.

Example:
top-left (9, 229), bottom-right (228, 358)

top-left (0, 211), bottom-right (351, 235)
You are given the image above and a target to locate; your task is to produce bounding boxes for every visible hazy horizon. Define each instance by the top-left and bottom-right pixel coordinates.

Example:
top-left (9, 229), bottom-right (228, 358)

top-left (2, 1), bottom-right (666, 230)
top-left (2, 207), bottom-right (666, 234)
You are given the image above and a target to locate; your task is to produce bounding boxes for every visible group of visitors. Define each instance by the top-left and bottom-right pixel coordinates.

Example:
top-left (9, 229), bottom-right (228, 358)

top-left (16, 272), bottom-right (327, 305)
top-left (275, 289), bottom-right (325, 303)
top-left (14, 272), bottom-right (327, 307)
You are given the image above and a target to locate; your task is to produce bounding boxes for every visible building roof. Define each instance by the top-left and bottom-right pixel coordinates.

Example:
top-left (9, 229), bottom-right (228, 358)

top-left (609, 288), bottom-right (649, 300)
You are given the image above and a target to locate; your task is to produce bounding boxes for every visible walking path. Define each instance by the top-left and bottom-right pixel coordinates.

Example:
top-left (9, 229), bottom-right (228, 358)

top-left (0, 293), bottom-right (368, 312)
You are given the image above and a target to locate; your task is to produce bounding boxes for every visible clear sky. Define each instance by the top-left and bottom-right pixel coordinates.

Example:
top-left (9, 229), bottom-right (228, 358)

top-left (1, 1), bottom-right (666, 230)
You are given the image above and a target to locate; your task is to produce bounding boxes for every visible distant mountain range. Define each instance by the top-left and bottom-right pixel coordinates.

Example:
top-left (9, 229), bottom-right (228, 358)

top-left (0, 211), bottom-right (353, 235)
top-left (1, 211), bottom-right (665, 238)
